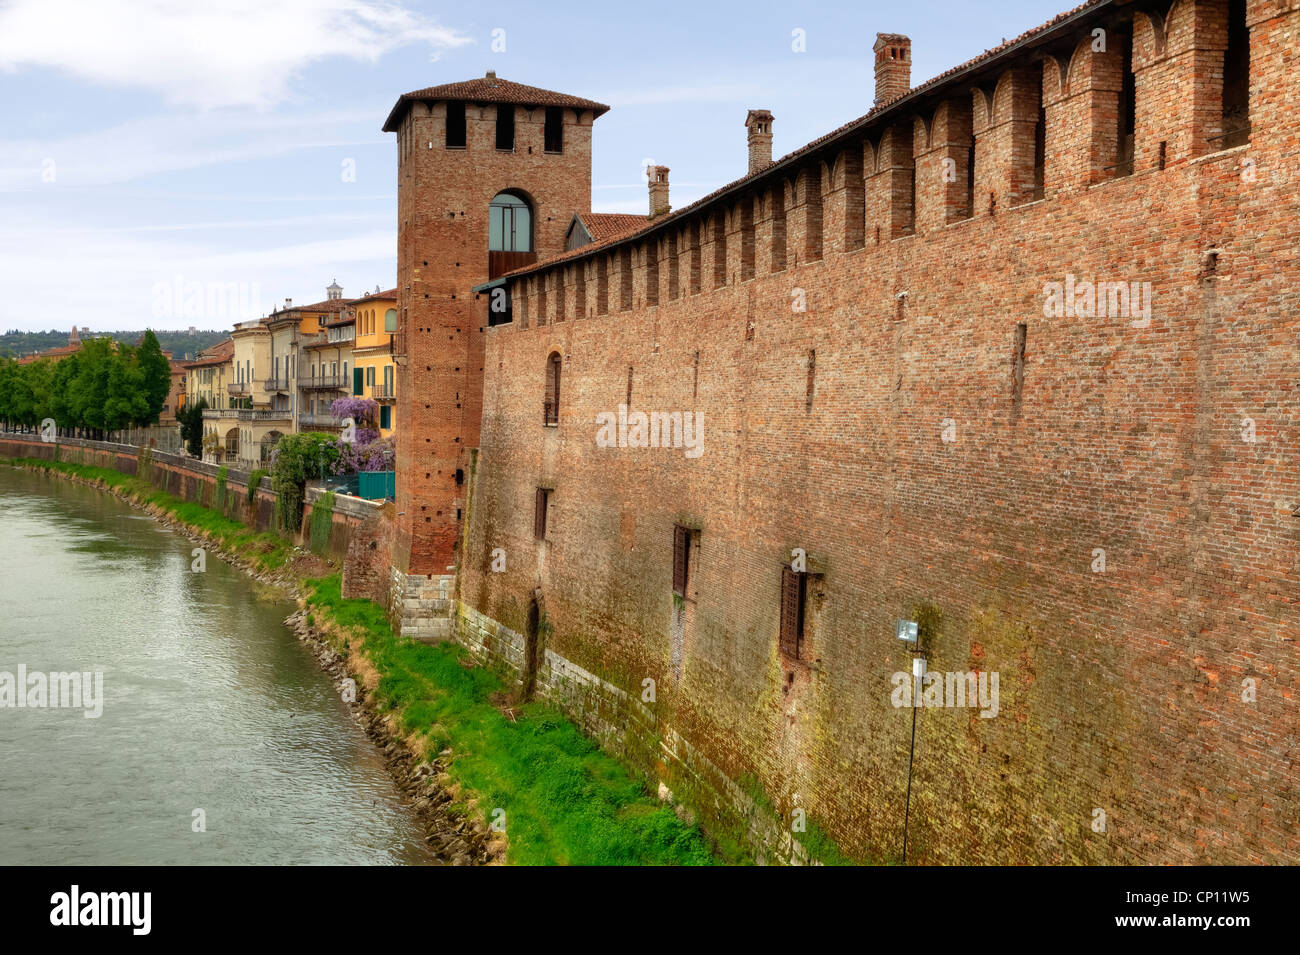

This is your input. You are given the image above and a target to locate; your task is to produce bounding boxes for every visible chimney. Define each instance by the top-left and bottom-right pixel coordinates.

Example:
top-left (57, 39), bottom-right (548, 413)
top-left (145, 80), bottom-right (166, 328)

top-left (647, 165), bottom-right (670, 217)
top-left (744, 109), bottom-right (774, 174)
top-left (285, 298), bottom-right (292, 309)
top-left (874, 34), bottom-right (911, 105)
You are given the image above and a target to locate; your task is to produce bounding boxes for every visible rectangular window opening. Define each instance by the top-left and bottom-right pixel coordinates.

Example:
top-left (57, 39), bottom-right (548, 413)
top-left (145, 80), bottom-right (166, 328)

top-left (1012, 323), bottom-right (1027, 399)
top-left (534, 487), bottom-right (550, 540)
top-left (446, 102), bottom-right (466, 149)
top-left (779, 567), bottom-right (806, 659)
top-left (544, 106), bottom-right (564, 153)
top-left (672, 524), bottom-right (691, 597)
top-left (496, 104), bottom-right (514, 151)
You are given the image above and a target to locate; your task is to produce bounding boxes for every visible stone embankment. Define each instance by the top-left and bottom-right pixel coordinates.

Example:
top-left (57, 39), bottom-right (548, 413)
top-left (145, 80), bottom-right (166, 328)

top-left (285, 608), bottom-right (502, 866)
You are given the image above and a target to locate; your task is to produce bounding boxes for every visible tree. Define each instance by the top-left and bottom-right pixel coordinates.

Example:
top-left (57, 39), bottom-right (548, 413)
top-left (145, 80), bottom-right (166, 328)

top-left (270, 432), bottom-right (341, 532)
top-left (137, 330), bottom-right (172, 425)
top-left (178, 396), bottom-right (208, 457)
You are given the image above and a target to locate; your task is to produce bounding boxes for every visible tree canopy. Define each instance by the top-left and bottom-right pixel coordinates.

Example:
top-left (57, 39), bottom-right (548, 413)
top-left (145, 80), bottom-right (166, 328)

top-left (0, 333), bottom-right (174, 435)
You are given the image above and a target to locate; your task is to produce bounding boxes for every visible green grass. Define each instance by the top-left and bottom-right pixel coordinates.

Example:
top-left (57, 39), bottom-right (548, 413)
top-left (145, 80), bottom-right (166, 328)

top-left (304, 574), bottom-right (718, 866)
top-left (5, 457), bottom-right (293, 571)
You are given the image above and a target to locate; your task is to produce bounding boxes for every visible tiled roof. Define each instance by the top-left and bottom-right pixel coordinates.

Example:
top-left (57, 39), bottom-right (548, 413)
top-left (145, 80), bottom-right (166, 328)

top-left (183, 338), bottom-right (234, 368)
top-left (501, 0), bottom-right (1110, 282)
top-left (579, 213), bottom-right (649, 243)
top-left (283, 298), bottom-right (354, 314)
top-left (384, 72), bottom-right (611, 131)
top-left (350, 288), bottom-right (398, 305)
top-left (15, 343), bottom-right (81, 364)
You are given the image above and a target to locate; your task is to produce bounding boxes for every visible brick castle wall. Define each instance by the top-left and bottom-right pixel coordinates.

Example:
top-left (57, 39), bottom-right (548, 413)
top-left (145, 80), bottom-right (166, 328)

top-left (451, 0), bottom-right (1300, 864)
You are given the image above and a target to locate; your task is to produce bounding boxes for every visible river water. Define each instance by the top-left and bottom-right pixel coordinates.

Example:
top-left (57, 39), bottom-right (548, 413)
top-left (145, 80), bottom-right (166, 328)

top-left (0, 466), bottom-right (430, 864)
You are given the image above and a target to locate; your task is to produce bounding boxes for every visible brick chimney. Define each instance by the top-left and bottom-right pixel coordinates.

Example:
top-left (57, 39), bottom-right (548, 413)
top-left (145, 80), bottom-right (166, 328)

top-left (745, 109), bottom-right (774, 174)
top-left (874, 34), bottom-right (911, 105)
top-left (648, 165), bottom-right (670, 217)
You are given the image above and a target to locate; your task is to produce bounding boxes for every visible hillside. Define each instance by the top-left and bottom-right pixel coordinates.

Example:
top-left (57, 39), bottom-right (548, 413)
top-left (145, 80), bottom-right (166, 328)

top-left (1, 328), bottom-right (231, 361)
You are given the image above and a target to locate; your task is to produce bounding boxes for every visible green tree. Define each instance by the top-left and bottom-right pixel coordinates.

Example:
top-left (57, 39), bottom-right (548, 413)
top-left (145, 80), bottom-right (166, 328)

top-left (178, 396), bottom-right (208, 457)
top-left (270, 432), bottom-right (340, 532)
top-left (137, 330), bottom-right (171, 425)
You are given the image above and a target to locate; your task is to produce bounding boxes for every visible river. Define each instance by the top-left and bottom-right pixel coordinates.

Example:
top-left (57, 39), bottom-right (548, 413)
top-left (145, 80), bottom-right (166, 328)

top-left (0, 466), bottom-right (431, 864)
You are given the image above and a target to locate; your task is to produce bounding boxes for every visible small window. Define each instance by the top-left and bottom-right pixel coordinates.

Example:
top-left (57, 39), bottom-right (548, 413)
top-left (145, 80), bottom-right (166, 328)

top-left (379, 405), bottom-right (391, 430)
top-left (673, 524), bottom-right (691, 597)
top-left (384, 308), bottom-right (397, 332)
top-left (544, 352), bottom-right (561, 424)
top-left (779, 567), bottom-right (806, 659)
top-left (496, 104), bottom-right (514, 150)
top-left (446, 101), bottom-right (466, 149)
top-left (544, 106), bottom-right (563, 153)
top-left (534, 487), bottom-right (550, 540)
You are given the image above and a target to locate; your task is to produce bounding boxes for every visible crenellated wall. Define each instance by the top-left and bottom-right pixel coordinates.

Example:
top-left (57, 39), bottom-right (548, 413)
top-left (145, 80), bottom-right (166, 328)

top-left (453, 0), bottom-right (1300, 864)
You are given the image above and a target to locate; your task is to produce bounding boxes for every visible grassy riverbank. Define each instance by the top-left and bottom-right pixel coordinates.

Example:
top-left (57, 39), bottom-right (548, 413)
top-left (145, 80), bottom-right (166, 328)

top-left (3, 455), bottom-right (719, 865)
top-left (305, 576), bottom-right (716, 865)
top-left (4, 457), bottom-right (294, 571)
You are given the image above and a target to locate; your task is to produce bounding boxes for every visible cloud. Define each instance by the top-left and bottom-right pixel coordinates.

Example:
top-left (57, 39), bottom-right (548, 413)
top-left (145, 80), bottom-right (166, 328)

top-left (0, 0), bottom-right (473, 109)
top-left (0, 108), bottom-right (392, 191)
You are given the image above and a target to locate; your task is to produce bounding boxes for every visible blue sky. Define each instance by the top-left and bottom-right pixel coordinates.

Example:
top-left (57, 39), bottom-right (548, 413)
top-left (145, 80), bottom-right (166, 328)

top-left (0, 0), bottom-right (1070, 333)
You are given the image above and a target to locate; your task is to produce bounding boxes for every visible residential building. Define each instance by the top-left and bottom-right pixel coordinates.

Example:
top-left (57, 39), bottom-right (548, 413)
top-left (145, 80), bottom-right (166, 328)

top-left (351, 288), bottom-right (398, 436)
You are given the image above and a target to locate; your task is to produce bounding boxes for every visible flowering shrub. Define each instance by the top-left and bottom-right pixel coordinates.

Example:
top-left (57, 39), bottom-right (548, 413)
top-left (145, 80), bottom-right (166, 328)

top-left (330, 396), bottom-right (378, 428)
top-left (328, 396), bottom-right (392, 474)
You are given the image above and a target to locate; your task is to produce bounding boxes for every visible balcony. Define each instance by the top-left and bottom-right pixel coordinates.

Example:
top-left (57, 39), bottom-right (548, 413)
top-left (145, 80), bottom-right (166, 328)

top-left (372, 385), bottom-right (396, 402)
top-left (263, 377), bottom-right (291, 392)
top-left (228, 381), bottom-right (250, 396)
top-left (237, 409), bottom-right (293, 422)
top-left (299, 376), bottom-right (348, 391)
top-left (202, 409), bottom-right (240, 419)
top-left (300, 413), bottom-right (343, 429)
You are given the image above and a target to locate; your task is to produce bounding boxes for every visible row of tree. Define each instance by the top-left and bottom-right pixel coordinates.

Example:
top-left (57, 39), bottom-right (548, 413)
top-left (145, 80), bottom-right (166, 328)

top-left (0, 332), bottom-right (173, 438)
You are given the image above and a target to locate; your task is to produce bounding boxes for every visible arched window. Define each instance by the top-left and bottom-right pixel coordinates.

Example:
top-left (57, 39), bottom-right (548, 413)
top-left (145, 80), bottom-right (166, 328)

top-left (490, 192), bottom-right (532, 253)
top-left (543, 352), bottom-right (561, 425)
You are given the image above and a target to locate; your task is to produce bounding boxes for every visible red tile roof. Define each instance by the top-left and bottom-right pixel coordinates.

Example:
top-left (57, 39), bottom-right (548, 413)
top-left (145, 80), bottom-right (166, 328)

top-left (579, 213), bottom-right (649, 243)
top-left (501, 0), bottom-right (1111, 282)
top-left (350, 288), bottom-right (398, 305)
top-left (183, 338), bottom-right (234, 368)
top-left (384, 73), bottom-right (611, 132)
top-left (15, 343), bottom-right (81, 365)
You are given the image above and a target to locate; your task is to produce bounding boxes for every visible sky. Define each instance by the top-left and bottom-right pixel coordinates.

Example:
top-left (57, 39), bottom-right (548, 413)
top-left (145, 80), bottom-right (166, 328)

top-left (0, 0), bottom-right (1072, 334)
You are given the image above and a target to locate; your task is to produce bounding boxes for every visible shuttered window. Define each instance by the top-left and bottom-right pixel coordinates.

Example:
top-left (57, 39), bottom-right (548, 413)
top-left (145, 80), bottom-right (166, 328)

top-left (534, 488), bottom-right (549, 540)
top-left (779, 567), bottom-right (806, 658)
top-left (673, 524), bottom-right (690, 596)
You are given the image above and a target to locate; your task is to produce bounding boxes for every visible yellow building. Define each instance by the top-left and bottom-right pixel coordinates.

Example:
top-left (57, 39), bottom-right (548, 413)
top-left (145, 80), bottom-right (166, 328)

top-left (187, 339), bottom-right (236, 462)
top-left (350, 288), bottom-right (397, 437)
top-left (224, 319), bottom-right (292, 467)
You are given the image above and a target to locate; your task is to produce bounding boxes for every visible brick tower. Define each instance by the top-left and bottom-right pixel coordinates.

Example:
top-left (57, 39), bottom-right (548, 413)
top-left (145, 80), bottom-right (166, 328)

top-left (382, 73), bottom-right (609, 594)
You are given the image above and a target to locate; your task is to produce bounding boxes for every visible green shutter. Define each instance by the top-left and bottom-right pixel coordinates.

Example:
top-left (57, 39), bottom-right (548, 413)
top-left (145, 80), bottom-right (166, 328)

top-left (353, 367), bottom-right (363, 395)
top-left (380, 405), bottom-right (391, 430)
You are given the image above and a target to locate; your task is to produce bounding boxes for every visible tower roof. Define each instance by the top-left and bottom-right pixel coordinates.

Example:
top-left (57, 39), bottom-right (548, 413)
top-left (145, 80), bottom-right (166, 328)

top-left (383, 72), bottom-right (610, 131)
